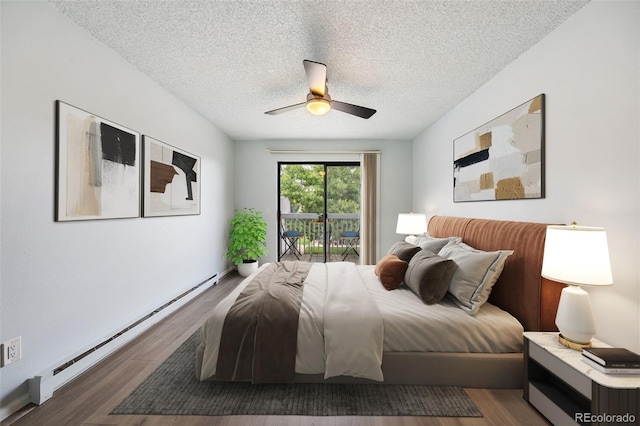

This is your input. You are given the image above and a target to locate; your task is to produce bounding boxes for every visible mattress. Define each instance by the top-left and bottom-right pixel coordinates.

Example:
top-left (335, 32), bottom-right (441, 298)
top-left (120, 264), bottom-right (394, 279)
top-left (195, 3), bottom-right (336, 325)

top-left (198, 262), bottom-right (524, 381)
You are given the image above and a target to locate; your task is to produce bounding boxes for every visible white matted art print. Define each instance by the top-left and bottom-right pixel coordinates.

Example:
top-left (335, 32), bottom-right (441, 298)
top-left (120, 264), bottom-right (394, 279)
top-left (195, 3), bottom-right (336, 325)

top-left (453, 94), bottom-right (545, 202)
top-left (56, 101), bottom-right (140, 221)
top-left (143, 136), bottom-right (200, 217)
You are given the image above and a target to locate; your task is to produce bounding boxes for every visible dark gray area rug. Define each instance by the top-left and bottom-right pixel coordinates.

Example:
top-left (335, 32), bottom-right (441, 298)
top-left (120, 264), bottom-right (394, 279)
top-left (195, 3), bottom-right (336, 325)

top-left (112, 332), bottom-right (482, 417)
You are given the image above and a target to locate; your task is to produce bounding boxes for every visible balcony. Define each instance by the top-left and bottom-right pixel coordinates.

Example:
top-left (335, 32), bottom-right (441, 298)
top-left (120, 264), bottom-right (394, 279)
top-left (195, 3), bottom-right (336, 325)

top-left (279, 213), bottom-right (360, 263)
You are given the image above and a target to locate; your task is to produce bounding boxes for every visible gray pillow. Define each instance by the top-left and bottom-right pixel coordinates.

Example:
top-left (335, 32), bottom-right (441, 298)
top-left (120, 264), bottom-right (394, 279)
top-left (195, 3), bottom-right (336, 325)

top-left (404, 249), bottom-right (457, 304)
top-left (387, 241), bottom-right (421, 263)
top-left (438, 240), bottom-right (514, 315)
top-left (413, 235), bottom-right (462, 254)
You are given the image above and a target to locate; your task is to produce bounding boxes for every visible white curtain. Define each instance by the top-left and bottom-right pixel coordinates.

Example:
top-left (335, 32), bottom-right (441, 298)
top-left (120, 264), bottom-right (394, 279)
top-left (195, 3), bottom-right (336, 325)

top-left (360, 152), bottom-right (380, 265)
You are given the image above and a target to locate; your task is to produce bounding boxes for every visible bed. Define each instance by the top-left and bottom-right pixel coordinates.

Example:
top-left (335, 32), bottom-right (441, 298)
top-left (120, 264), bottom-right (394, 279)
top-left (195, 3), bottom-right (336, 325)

top-left (196, 216), bottom-right (564, 388)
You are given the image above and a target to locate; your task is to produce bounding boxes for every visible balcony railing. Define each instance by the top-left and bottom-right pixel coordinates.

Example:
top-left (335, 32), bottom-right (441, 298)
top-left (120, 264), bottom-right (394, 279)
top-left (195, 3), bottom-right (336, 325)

top-left (280, 213), bottom-right (360, 263)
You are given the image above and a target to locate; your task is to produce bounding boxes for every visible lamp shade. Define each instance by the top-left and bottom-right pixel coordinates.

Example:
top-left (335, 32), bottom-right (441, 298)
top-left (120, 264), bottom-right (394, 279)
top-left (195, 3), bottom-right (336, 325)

top-left (541, 225), bottom-right (613, 286)
top-left (395, 213), bottom-right (427, 235)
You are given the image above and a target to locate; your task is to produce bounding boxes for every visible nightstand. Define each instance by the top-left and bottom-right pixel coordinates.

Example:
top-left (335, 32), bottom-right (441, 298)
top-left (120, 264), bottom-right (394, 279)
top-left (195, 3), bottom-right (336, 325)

top-left (524, 332), bottom-right (639, 426)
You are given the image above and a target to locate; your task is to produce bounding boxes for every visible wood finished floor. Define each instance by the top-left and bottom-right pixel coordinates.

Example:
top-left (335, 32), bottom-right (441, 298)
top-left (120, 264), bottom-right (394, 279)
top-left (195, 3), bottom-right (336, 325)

top-left (4, 272), bottom-right (549, 426)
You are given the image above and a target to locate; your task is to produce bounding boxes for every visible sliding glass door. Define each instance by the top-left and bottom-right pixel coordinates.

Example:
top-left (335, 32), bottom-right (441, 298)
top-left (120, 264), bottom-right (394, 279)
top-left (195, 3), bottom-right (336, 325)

top-left (278, 162), bottom-right (360, 263)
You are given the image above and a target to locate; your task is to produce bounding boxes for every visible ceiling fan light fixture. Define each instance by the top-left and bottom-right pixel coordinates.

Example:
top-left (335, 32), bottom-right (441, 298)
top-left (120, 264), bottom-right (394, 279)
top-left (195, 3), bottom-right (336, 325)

top-left (306, 98), bottom-right (331, 115)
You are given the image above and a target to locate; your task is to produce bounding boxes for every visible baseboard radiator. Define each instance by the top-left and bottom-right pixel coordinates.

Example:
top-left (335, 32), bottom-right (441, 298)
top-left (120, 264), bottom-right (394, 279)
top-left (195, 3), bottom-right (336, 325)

top-left (28, 273), bottom-right (218, 405)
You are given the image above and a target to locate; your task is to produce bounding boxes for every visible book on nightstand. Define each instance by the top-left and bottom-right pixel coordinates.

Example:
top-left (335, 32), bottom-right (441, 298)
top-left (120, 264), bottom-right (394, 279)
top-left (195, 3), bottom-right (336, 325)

top-left (582, 347), bottom-right (640, 375)
top-left (582, 347), bottom-right (640, 368)
top-left (582, 356), bottom-right (640, 375)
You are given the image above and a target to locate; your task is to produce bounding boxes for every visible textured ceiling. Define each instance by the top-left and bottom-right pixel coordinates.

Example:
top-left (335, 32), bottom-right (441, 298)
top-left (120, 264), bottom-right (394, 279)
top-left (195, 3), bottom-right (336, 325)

top-left (49, 0), bottom-right (589, 141)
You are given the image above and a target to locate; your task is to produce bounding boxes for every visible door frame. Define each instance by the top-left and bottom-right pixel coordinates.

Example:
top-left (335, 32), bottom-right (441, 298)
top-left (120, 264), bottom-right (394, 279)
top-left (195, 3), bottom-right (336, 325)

top-left (277, 161), bottom-right (360, 262)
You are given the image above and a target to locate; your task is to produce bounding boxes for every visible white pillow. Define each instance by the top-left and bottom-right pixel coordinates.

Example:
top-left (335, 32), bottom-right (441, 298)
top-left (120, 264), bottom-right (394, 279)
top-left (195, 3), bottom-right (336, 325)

top-left (438, 240), bottom-right (513, 315)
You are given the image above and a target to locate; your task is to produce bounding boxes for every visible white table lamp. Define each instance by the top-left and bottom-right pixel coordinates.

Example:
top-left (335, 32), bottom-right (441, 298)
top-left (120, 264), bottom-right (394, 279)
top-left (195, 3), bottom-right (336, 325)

top-left (396, 213), bottom-right (427, 244)
top-left (541, 224), bottom-right (613, 349)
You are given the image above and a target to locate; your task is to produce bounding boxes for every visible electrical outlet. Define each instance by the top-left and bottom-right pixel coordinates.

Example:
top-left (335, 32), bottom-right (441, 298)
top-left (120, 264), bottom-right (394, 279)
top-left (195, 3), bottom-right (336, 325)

top-left (2, 337), bottom-right (21, 367)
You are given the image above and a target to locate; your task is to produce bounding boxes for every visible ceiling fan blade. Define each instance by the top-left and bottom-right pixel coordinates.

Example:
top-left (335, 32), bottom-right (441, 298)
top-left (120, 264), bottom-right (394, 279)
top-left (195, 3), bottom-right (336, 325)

top-left (264, 102), bottom-right (306, 115)
top-left (303, 60), bottom-right (327, 96)
top-left (331, 100), bottom-right (377, 119)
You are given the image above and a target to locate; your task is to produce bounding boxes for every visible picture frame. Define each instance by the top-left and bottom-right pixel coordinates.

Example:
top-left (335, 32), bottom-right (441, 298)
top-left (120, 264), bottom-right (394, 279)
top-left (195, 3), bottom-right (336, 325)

top-left (453, 94), bottom-right (545, 202)
top-left (56, 101), bottom-right (141, 221)
top-left (142, 135), bottom-right (201, 217)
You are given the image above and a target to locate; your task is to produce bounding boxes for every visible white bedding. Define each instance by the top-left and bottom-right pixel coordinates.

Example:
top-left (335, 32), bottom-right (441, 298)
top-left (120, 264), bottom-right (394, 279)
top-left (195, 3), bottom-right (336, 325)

top-left (358, 265), bottom-right (524, 353)
top-left (198, 262), bottom-right (523, 382)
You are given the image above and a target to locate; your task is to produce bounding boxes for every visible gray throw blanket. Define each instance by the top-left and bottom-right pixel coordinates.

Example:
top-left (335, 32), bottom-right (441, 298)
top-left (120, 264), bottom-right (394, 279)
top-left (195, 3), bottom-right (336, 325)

top-left (215, 261), bottom-right (312, 383)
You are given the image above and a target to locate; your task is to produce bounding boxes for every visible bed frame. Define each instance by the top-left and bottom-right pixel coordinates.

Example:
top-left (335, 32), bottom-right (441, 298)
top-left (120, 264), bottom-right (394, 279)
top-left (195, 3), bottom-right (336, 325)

top-left (292, 216), bottom-right (565, 388)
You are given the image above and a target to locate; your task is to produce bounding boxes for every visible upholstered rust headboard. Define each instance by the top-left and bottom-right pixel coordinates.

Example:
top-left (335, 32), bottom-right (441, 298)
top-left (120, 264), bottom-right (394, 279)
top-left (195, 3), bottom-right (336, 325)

top-left (428, 216), bottom-right (564, 332)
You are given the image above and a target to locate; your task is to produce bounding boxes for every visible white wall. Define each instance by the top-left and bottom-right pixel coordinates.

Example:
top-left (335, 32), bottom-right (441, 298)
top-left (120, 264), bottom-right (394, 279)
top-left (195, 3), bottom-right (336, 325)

top-left (0, 1), bottom-right (234, 411)
top-left (233, 139), bottom-right (414, 264)
top-left (413, 0), bottom-right (640, 351)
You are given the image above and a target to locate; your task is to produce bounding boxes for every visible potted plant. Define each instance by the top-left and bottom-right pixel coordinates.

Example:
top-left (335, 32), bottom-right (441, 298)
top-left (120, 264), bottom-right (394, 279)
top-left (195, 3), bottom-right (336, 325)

top-left (226, 208), bottom-right (268, 277)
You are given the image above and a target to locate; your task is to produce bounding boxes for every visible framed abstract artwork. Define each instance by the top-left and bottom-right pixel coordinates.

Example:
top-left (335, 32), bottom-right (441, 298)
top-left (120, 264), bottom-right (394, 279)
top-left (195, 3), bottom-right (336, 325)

top-left (453, 94), bottom-right (545, 202)
top-left (56, 101), bottom-right (140, 221)
top-left (142, 136), bottom-right (200, 217)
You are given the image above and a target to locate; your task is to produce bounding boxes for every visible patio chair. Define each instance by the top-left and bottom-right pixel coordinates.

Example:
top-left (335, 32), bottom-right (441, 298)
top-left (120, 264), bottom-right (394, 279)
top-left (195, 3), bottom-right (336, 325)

top-left (280, 222), bottom-right (304, 260)
top-left (340, 229), bottom-right (360, 261)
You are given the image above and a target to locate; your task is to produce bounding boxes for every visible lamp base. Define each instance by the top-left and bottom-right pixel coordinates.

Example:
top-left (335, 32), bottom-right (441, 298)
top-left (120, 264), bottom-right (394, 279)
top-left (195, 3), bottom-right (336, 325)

top-left (555, 285), bottom-right (596, 348)
top-left (558, 333), bottom-right (592, 351)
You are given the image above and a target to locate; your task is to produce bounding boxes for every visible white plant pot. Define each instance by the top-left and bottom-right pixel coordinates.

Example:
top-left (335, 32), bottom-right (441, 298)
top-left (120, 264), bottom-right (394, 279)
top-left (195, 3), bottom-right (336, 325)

top-left (237, 260), bottom-right (258, 277)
